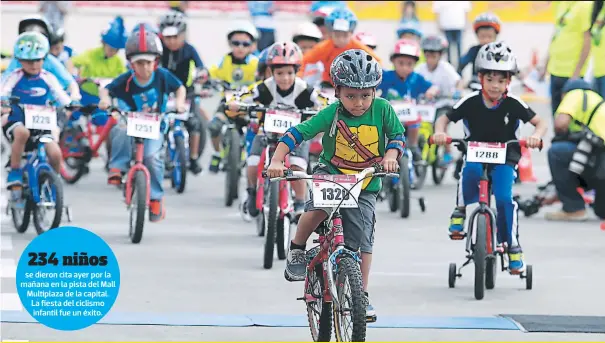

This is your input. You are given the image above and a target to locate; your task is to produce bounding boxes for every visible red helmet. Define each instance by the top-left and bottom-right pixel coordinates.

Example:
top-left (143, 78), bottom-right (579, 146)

top-left (354, 32), bottom-right (377, 49)
top-left (391, 38), bottom-right (420, 60)
top-left (266, 41), bottom-right (303, 67)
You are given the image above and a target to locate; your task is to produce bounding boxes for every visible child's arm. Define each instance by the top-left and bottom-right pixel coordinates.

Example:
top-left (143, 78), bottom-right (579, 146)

top-left (43, 72), bottom-right (72, 107)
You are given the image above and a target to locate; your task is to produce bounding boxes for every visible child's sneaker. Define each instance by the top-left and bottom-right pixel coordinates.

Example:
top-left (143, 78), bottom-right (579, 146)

top-left (6, 169), bottom-right (23, 188)
top-left (107, 168), bottom-right (123, 185)
top-left (246, 187), bottom-right (259, 217)
top-left (284, 248), bottom-right (306, 282)
top-left (508, 246), bottom-right (525, 274)
top-left (149, 199), bottom-right (166, 222)
top-left (209, 154), bottom-right (221, 174)
top-left (365, 292), bottom-right (377, 323)
top-left (449, 208), bottom-right (466, 239)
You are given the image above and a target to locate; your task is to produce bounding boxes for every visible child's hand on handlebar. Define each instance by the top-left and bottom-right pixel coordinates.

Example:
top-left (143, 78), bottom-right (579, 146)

top-left (432, 132), bottom-right (448, 145)
top-left (381, 156), bottom-right (399, 173)
top-left (98, 99), bottom-right (111, 111)
top-left (266, 160), bottom-right (288, 178)
top-left (177, 103), bottom-right (188, 113)
top-left (227, 102), bottom-right (240, 113)
top-left (525, 135), bottom-right (542, 149)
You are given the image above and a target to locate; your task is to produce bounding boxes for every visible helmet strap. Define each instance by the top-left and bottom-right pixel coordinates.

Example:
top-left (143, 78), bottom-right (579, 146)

top-left (479, 74), bottom-right (511, 105)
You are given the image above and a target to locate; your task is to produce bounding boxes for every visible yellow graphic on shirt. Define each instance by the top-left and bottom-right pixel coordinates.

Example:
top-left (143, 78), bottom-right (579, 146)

top-left (332, 123), bottom-right (382, 189)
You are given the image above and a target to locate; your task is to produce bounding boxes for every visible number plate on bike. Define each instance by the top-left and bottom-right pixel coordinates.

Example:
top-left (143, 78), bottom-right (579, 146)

top-left (264, 109), bottom-right (301, 134)
top-left (24, 105), bottom-right (57, 130)
top-left (466, 141), bottom-right (507, 164)
top-left (416, 104), bottom-right (436, 122)
top-left (391, 101), bottom-right (418, 123)
top-left (312, 174), bottom-right (361, 208)
top-left (126, 112), bottom-right (161, 139)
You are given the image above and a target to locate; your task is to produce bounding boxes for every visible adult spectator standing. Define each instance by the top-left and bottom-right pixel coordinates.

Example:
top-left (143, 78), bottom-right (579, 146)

top-left (432, 1), bottom-right (471, 69)
top-left (39, 1), bottom-right (70, 30)
top-left (401, 1), bottom-right (419, 22)
top-left (248, 1), bottom-right (276, 51)
top-left (591, 0), bottom-right (605, 96)
top-left (168, 1), bottom-right (188, 14)
top-left (543, 1), bottom-right (594, 117)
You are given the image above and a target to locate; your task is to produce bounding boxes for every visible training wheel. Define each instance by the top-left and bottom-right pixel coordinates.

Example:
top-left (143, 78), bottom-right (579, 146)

top-left (419, 197), bottom-right (426, 212)
top-left (525, 265), bottom-right (533, 290)
top-left (448, 263), bottom-right (457, 288)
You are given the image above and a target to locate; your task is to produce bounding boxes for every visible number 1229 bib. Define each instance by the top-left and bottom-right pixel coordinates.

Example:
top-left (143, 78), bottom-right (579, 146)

top-left (312, 175), bottom-right (362, 208)
top-left (23, 105), bottom-right (57, 130)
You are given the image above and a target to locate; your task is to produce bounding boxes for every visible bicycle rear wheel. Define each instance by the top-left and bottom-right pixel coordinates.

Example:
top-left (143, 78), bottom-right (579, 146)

top-left (306, 263), bottom-right (332, 342)
top-left (224, 129), bottom-right (241, 207)
top-left (333, 257), bottom-right (367, 342)
top-left (399, 156), bottom-right (411, 218)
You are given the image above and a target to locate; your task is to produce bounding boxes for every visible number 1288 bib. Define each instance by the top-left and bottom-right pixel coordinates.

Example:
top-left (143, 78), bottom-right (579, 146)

top-left (466, 141), bottom-right (507, 164)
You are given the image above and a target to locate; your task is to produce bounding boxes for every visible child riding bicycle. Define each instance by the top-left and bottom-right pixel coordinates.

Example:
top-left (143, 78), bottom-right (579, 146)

top-left (432, 42), bottom-right (547, 274)
top-left (266, 49), bottom-right (405, 321)
top-left (2, 32), bottom-right (74, 202)
top-left (227, 41), bottom-right (328, 219)
top-left (99, 24), bottom-right (187, 223)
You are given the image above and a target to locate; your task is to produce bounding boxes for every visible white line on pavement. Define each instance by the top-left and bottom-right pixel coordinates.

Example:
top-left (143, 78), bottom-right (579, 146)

top-left (0, 259), bottom-right (16, 278)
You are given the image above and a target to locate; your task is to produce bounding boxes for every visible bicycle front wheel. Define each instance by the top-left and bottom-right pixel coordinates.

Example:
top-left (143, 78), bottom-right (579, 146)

top-left (306, 263), bottom-right (332, 342)
top-left (333, 257), bottom-right (367, 342)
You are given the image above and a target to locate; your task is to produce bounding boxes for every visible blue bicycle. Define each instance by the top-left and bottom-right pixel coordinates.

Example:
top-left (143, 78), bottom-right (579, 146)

top-left (163, 106), bottom-right (190, 194)
top-left (2, 96), bottom-right (74, 235)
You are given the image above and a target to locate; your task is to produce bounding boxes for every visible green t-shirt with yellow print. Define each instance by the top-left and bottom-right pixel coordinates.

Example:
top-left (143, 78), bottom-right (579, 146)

top-left (293, 97), bottom-right (405, 192)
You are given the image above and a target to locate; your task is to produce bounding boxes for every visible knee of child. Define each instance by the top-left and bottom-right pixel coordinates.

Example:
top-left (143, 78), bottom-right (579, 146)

top-left (45, 142), bottom-right (62, 159)
top-left (13, 126), bottom-right (30, 141)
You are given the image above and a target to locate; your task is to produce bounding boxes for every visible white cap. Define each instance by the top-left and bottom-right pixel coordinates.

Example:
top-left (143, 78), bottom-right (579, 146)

top-left (293, 23), bottom-right (323, 41)
top-left (161, 26), bottom-right (179, 37)
top-left (130, 54), bottom-right (157, 63)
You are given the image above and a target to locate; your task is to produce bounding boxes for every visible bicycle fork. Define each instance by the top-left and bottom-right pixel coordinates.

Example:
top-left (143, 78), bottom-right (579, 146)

top-left (125, 141), bottom-right (151, 208)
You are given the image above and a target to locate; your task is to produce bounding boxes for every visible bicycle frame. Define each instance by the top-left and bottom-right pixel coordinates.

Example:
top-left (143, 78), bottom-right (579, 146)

top-left (124, 137), bottom-right (151, 207)
top-left (166, 118), bottom-right (190, 182)
top-left (464, 164), bottom-right (498, 256)
top-left (62, 116), bottom-right (116, 160)
top-left (24, 136), bottom-right (56, 204)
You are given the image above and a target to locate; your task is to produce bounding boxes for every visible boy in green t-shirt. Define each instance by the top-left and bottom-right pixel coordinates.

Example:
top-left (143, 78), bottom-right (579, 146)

top-left (266, 49), bottom-right (405, 322)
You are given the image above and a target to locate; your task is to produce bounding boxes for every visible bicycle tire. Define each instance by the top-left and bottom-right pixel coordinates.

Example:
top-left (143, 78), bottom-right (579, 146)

top-left (12, 197), bottom-right (32, 233)
top-left (431, 145), bottom-right (446, 185)
top-left (33, 170), bottom-right (64, 235)
top-left (387, 178), bottom-right (398, 212)
top-left (224, 129), bottom-right (241, 207)
top-left (306, 264), bottom-right (332, 342)
top-left (59, 130), bottom-right (88, 185)
top-left (173, 135), bottom-right (188, 194)
top-left (333, 257), bottom-right (367, 342)
top-left (414, 135), bottom-right (428, 190)
top-left (129, 171), bottom-right (147, 244)
top-left (276, 214), bottom-right (289, 260)
top-left (195, 104), bottom-right (208, 160)
top-left (399, 156), bottom-right (411, 218)
top-left (264, 181), bottom-right (279, 269)
top-left (474, 214), bottom-right (488, 300)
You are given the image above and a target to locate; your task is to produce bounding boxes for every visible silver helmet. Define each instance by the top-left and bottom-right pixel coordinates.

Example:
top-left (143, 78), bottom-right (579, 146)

top-left (475, 41), bottom-right (518, 74)
top-left (330, 49), bottom-right (382, 89)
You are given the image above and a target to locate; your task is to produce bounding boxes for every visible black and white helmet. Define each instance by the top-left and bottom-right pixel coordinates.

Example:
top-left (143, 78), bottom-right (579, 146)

top-left (125, 24), bottom-right (163, 61)
top-left (159, 10), bottom-right (187, 37)
top-left (330, 49), bottom-right (382, 89)
top-left (475, 41), bottom-right (518, 74)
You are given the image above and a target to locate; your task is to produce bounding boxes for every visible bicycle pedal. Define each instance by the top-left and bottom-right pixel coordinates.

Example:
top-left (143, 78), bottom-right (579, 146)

top-left (449, 233), bottom-right (466, 240)
top-left (296, 297), bottom-right (305, 301)
top-left (366, 315), bottom-right (377, 323)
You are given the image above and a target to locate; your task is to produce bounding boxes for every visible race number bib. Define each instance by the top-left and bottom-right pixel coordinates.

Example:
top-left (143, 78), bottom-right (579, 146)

top-left (126, 112), bottom-right (161, 139)
top-left (466, 142), bottom-right (507, 164)
top-left (263, 109), bottom-right (301, 134)
top-left (312, 174), bottom-right (362, 208)
top-left (391, 101), bottom-right (418, 122)
top-left (416, 104), bottom-right (436, 122)
top-left (23, 105), bottom-right (57, 130)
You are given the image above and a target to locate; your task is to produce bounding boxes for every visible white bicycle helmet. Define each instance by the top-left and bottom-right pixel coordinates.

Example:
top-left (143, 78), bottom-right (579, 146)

top-left (475, 41), bottom-right (518, 74)
top-left (227, 22), bottom-right (259, 42)
top-left (292, 23), bottom-right (322, 42)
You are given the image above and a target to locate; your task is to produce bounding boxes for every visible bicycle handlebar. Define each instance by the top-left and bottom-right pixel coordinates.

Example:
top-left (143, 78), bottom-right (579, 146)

top-left (262, 166), bottom-right (399, 182)
top-left (428, 136), bottom-right (544, 151)
top-left (235, 103), bottom-right (319, 119)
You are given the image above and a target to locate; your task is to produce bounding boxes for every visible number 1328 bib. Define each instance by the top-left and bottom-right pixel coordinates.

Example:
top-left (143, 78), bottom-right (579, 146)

top-left (312, 175), bottom-right (362, 208)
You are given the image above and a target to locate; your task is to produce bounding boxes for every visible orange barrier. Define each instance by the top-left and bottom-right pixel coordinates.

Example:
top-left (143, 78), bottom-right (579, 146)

top-left (518, 146), bottom-right (537, 182)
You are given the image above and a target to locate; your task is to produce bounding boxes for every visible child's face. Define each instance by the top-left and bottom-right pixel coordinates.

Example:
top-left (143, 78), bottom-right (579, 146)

top-left (49, 42), bottom-right (64, 58)
top-left (392, 55), bottom-right (417, 79)
top-left (480, 71), bottom-right (509, 100)
top-left (229, 32), bottom-right (253, 60)
top-left (131, 59), bottom-right (155, 80)
top-left (272, 66), bottom-right (296, 91)
top-left (20, 59), bottom-right (43, 74)
top-left (162, 33), bottom-right (186, 51)
top-left (103, 43), bottom-right (119, 58)
top-left (331, 31), bottom-right (352, 48)
top-left (424, 51), bottom-right (441, 69)
top-left (338, 87), bottom-right (374, 116)
top-left (295, 38), bottom-right (318, 54)
top-left (399, 32), bottom-right (421, 42)
top-left (476, 27), bottom-right (497, 46)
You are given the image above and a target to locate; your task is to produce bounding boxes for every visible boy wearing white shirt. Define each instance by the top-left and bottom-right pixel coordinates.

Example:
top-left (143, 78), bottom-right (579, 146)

top-left (432, 1), bottom-right (471, 67)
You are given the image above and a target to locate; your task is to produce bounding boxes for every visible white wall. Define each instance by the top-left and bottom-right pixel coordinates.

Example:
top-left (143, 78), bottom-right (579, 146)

top-left (1, 4), bottom-right (554, 75)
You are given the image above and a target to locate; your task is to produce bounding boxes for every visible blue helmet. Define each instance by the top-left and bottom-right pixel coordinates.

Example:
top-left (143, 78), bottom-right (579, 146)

top-left (101, 16), bottom-right (127, 50)
top-left (562, 79), bottom-right (594, 93)
top-left (14, 31), bottom-right (49, 60)
top-left (396, 20), bottom-right (423, 39)
top-left (325, 7), bottom-right (357, 32)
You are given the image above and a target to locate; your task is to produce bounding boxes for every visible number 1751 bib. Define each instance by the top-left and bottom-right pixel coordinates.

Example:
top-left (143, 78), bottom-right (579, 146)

top-left (312, 174), bottom-right (362, 208)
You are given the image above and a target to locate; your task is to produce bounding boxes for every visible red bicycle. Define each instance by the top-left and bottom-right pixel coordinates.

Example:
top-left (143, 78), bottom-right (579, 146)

top-left (239, 104), bottom-right (317, 269)
top-left (266, 165), bottom-right (397, 342)
top-left (59, 102), bottom-right (117, 184)
top-left (429, 136), bottom-right (541, 300)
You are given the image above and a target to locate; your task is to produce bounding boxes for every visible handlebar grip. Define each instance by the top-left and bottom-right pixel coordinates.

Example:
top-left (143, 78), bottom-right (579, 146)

top-left (428, 136), bottom-right (452, 145)
top-left (519, 139), bottom-right (544, 151)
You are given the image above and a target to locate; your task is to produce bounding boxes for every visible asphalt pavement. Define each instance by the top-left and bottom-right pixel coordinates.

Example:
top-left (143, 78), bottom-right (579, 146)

top-left (1, 98), bottom-right (605, 341)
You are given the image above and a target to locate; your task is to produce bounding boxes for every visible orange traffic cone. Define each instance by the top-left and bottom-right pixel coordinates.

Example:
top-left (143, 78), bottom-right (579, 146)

top-left (518, 146), bottom-right (537, 183)
top-left (600, 221), bottom-right (605, 231)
